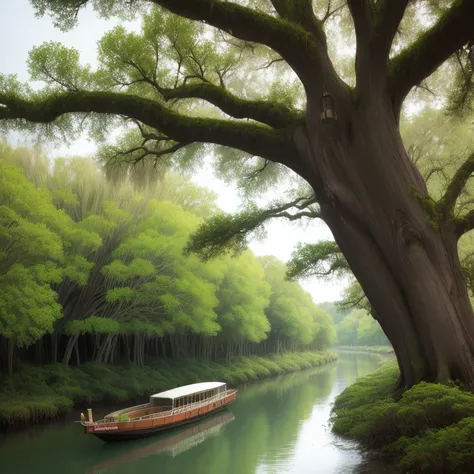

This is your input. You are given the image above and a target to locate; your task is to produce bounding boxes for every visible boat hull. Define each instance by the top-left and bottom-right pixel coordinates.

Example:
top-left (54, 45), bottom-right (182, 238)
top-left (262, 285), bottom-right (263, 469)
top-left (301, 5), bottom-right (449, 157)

top-left (85, 392), bottom-right (236, 442)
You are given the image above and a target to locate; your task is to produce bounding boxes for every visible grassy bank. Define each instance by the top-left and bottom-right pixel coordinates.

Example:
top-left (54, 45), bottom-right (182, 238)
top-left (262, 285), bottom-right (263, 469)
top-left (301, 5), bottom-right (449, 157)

top-left (0, 350), bottom-right (337, 428)
top-left (337, 345), bottom-right (394, 354)
top-left (331, 361), bottom-right (474, 473)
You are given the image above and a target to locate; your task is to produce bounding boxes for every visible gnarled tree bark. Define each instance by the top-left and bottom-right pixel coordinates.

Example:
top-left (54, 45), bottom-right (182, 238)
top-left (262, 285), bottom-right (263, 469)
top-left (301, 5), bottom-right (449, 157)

top-left (295, 92), bottom-right (474, 389)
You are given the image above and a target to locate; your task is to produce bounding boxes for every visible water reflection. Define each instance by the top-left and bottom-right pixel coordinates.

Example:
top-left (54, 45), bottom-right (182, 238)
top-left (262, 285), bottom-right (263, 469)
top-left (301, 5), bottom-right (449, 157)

top-left (87, 411), bottom-right (235, 473)
top-left (0, 352), bottom-right (396, 474)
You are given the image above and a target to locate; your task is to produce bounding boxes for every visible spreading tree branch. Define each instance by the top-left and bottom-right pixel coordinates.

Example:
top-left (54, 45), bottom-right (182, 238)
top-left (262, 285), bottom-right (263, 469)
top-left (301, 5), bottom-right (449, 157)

top-left (185, 196), bottom-right (320, 260)
top-left (321, 1), bottom-right (345, 24)
top-left (440, 151), bottom-right (474, 215)
top-left (153, 0), bottom-right (323, 81)
top-left (159, 82), bottom-right (301, 129)
top-left (347, 0), bottom-right (373, 87)
top-left (424, 166), bottom-right (448, 183)
top-left (245, 159), bottom-right (271, 180)
top-left (347, 0), bottom-right (372, 42)
top-left (109, 139), bottom-right (190, 166)
top-left (286, 240), bottom-right (350, 281)
top-left (0, 90), bottom-right (295, 166)
top-left (269, 0), bottom-right (327, 45)
top-left (256, 57), bottom-right (286, 70)
top-left (389, 0), bottom-right (474, 118)
top-left (455, 209), bottom-right (474, 236)
top-left (338, 292), bottom-right (367, 311)
top-left (372, 0), bottom-right (410, 62)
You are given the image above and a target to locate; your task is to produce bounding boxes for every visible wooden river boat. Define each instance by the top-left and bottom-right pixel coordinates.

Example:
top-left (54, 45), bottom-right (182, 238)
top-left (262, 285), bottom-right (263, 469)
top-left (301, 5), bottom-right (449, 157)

top-left (80, 381), bottom-right (237, 441)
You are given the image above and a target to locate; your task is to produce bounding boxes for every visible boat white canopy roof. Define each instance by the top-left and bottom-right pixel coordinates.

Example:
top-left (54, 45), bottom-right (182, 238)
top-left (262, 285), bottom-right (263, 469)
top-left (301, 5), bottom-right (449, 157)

top-left (151, 382), bottom-right (226, 400)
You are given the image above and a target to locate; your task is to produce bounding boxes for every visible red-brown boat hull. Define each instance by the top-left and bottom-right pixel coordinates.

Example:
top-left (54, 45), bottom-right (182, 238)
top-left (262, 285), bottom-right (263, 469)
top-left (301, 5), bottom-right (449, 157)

top-left (85, 392), bottom-right (236, 442)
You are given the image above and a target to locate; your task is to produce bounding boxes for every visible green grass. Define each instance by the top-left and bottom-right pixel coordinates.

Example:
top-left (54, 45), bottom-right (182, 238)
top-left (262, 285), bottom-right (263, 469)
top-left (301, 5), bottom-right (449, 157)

top-left (331, 361), bottom-right (474, 473)
top-left (337, 345), bottom-right (394, 354)
top-left (0, 350), bottom-right (337, 428)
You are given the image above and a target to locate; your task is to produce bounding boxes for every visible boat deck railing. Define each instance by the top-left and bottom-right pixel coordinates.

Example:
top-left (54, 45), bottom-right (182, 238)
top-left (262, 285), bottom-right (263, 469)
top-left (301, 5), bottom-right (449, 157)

top-left (97, 389), bottom-right (237, 424)
top-left (137, 389), bottom-right (236, 421)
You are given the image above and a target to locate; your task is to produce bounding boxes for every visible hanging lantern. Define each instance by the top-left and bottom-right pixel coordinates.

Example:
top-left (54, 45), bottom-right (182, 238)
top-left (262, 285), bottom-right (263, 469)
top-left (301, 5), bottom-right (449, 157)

top-left (320, 91), bottom-right (337, 123)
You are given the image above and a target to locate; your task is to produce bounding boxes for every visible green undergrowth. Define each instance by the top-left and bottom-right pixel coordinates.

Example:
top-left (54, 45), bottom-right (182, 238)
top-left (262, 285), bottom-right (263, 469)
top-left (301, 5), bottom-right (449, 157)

top-left (331, 361), bottom-right (474, 473)
top-left (337, 345), bottom-right (394, 354)
top-left (0, 350), bottom-right (337, 428)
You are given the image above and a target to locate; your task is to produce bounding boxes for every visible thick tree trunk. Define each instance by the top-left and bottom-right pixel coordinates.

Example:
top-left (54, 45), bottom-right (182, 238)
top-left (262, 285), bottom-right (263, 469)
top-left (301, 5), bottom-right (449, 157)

top-left (298, 96), bottom-right (474, 389)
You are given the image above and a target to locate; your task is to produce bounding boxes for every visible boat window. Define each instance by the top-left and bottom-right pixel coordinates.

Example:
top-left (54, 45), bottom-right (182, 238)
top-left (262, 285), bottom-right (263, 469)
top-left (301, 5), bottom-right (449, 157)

top-left (151, 397), bottom-right (172, 408)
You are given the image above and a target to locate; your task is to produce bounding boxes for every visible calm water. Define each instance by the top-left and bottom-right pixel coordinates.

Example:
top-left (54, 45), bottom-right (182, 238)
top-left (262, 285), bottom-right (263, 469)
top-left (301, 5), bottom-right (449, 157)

top-left (0, 352), bottom-right (397, 474)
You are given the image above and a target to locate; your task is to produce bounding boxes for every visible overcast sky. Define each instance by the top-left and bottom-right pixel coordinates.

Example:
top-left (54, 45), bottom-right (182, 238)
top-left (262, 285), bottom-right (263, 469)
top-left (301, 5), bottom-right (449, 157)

top-left (0, 0), bottom-right (347, 303)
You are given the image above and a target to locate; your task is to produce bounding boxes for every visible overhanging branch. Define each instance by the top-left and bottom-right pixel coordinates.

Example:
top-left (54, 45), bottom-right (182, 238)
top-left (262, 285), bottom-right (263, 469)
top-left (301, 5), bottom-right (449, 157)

top-left (389, 0), bottom-right (474, 117)
top-left (321, 1), bottom-right (345, 24)
top-left (286, 240), bottom-right (350, 281)
top-left (440, 151), bottom-right (474, 215)
top-left (185, 196), bottom-right (320, 260)
top-left (153, 0), bottom-right (322, 80)
top-left (160, 82), bottom-right (301, 129)
top-left (110, 140), bottom-right (191, 166)
top-left (455, 209), bottom-right (474, 237)
top-left (0, 90), bottom-right (294, 165)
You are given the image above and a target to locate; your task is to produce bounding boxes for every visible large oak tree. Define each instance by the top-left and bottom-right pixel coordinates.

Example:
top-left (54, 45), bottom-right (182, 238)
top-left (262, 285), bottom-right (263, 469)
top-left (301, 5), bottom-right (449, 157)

top-left (1, 0), bottom-right (474, 389)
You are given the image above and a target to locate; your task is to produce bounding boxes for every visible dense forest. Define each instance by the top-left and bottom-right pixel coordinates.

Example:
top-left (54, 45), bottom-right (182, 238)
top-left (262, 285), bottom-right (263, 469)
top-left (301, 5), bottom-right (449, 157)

top-left (0, 143), bottom-right (335, 376)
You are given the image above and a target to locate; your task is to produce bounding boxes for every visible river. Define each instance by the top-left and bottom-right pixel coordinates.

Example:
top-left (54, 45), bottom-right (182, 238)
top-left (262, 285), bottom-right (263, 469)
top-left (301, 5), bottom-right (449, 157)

top-left (0, 351), bottom-right (398, 474)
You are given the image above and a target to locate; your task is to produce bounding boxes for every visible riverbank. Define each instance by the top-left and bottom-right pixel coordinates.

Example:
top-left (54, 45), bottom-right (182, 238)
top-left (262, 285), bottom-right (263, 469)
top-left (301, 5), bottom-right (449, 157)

top-left (1, 351), bottom-right (389, 474)
top-left (331, 361), bottom-right (474, 473)
top-left (0, 350), bottom-right (337, 429)
top-left (336, 345), bottom-right (394, 354)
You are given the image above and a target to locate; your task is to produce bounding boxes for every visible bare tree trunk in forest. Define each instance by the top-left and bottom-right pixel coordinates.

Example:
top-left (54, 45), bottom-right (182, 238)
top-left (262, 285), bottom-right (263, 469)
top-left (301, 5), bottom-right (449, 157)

top-left (160, 337), bottom-right (166, 358)
top-left (139, 335), bottom-right (145, 367)
top-left (84, 336), bottom-right (88, 362)
top-left (7, 339), bottom-right (14, 376)
top-left (92, 334), bottom-right (99, 361)
top-left (74, 338), bottom-right (80, 366)
top-left (51, 334), bottom-right (58, 363)
top-left (35, 338), bottom-right (43, 365)
top-left (106, 335), bottom-right (118, 364)
top-left (62, 335), bottom-right (79, 365)
top-left (124, 336), bottom-right (130, 362)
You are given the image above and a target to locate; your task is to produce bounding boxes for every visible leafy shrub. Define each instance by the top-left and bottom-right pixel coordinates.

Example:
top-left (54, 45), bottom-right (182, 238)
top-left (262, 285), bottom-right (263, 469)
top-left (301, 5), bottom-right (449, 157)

top-left (331, 362), bottom-right (474, 473)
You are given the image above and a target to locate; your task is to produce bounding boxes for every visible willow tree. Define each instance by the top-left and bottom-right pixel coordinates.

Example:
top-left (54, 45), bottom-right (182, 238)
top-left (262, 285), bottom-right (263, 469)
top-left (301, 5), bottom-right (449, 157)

top-left (1, 0), bottom-right (474, 388)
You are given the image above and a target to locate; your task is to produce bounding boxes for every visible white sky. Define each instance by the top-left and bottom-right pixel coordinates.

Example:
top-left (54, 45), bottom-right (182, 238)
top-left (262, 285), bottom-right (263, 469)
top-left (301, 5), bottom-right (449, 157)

top-left (0, 0), bottom-right (347, 303)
